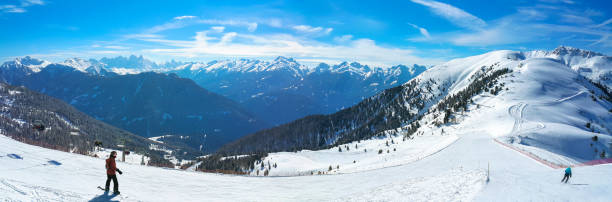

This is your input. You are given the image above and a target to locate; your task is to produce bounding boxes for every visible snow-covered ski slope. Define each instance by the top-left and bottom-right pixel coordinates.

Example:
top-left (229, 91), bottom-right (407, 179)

top-left (1, 124), bottom-right (611, 201)
top-left (2, 47), bottom-right (612, 201)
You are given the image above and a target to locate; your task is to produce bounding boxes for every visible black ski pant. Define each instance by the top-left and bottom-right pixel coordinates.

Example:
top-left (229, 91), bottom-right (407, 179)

top-left (561, 173), bottom-right (570, 183)
top-left (105, 174), bottom-right (119, 191)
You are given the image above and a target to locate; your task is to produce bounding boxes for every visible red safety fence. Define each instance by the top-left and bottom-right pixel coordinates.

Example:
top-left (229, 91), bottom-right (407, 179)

top-left (577, 158), bottom-right (612, 166)
top-left (493, 138), bottom-right (612, 169)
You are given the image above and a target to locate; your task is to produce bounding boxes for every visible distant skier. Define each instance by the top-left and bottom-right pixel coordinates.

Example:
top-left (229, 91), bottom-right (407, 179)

top-left (105, 151), bottom-right (123, 194)
top-left (561, 166), bottom-right (572, 183)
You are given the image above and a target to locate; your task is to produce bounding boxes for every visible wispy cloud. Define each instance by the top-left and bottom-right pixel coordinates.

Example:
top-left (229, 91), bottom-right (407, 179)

top-left (410, 2), bottom-right (612, 49)
top-left (0, 5), bottom-right (26, 13)
top-left (407, 23), bottom-right (430, 39)
top-left (334, 35), bottom-right (353, 43)
top-left (560, 14), bottom-right (593, 24)
top-left (538, 0), bottom-right (575, 4)
top-left (173, 15), bottom-right (196, 20)
top-left (104, 45), bottom-right (130, 50)
top-left (136, 28), bottom-right (440, 66)
top-left (0, 0), bottom-right (45, 13)
top-left (147, 17), bottom-right (258, 34)
top-left (410, 0), bottom-right (486, 30)
top-left (292, 25), bottom-right (333, 36)
top-left (594, 18), bottom-right (612, 28)
top-left (39, 14), bottom-right (442, 66)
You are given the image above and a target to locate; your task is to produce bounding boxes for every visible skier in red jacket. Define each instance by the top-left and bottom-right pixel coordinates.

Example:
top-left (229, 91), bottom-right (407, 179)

top-left (105, 151), bottom-right (122, 194)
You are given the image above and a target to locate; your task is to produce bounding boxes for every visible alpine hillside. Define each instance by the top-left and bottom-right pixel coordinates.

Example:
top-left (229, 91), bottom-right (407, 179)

top-left (0, 82), bottom-right (200, 167)
top-left (0, 60), bottom-right (267, 152)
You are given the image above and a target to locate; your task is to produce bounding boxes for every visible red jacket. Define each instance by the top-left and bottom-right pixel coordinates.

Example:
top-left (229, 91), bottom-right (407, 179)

top-left (106, 157), bottom-right (117, 175)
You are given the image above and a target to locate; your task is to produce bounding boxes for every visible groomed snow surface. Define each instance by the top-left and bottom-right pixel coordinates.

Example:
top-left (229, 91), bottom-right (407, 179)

top-left (1, 119), bottom-right (611, 202)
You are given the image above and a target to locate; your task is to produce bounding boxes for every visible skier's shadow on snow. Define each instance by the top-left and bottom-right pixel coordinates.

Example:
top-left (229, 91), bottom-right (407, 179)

top-left (89, 192), bottom-right (119, 202)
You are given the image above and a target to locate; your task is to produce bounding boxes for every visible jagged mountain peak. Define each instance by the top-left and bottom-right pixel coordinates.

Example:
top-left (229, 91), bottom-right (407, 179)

top-left (100, 55), bottom-right (157, 69)
top-left (552, 46), bottom-right (603, 58)
top-left (3, 56), bottom-right (50, 73)
top-left (273, 56), bottom-right (297, 63)
top-left (15, 56), bottom-right (46, 65)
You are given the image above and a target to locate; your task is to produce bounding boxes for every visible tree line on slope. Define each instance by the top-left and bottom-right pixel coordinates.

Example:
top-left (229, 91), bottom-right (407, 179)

top-left (0, 82), bottom-right (200, 168)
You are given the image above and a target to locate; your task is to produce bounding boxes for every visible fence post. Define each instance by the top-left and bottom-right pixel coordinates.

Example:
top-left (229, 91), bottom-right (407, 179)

top-left (487, 162), bottom-right (490, 183)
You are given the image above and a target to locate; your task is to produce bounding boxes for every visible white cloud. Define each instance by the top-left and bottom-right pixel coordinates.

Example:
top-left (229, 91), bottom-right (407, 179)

top-left (411, 0), bottom-right (486, 30)
top-left (431, 18), bottom-right (612, 47)
top-left (538, 0), bottom-right (575, 4)
top-left (174, 15), bottom-right (196, 20)
top-left (104, 46), bottom-right (130, 50)
top-left (408, 23), bottom-right (431, 39)
top-left (594, 18), bottom-right (612, 28)
top-left (210, 26), bottom-right (225, 33)
top-left (334, 35), bottom-right (353, 43)
top-left (560, 14), bottom-right (593, 24)
top-left (0, 5), bottom-right (26, 13)
top-left (1, 0), bottom-right (45, 13)
top-left (138, 30), bottom-right (441, 66)
top-left (123, 34), bottom-right (163, 39)
top-left (292, 25), bottom-right (333, 36)
top-left (219, 32), bottom-right (238, 45)
top-left (265, 18), bottom-right (283, 28)
top-left (21, 0), bottom-right (44, 6)
top-left (408, 3), bottom-right (612, 49)
top-left (147, 18), bottom-right (258, 34)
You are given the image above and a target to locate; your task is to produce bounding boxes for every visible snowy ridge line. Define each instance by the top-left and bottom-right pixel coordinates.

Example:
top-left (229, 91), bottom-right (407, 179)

top-left (494, 138), bottom-right (612, 169)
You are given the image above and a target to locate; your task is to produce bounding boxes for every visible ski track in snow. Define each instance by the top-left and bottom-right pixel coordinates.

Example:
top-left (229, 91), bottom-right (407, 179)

top-left (499, 88), bottom-right (608, 168)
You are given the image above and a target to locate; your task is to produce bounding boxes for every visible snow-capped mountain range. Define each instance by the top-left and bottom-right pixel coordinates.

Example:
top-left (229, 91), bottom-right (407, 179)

top-left (0, 54), bottom-right (427, 150)
top-left (1, 55), bottom-right (428, 125)
top-left (169, 56), bottom-right (427, 125)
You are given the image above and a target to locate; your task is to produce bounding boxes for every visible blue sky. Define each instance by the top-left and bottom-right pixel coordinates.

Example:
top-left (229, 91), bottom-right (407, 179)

top-left (1, 0), bottom-right (611, 66)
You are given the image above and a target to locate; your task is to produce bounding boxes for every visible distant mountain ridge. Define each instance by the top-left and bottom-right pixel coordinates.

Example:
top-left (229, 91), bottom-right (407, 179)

top-left (1, 55), bottom-right (428, 125)
top-left (170, 56), bottom-right (428, 125)
top-left (0, 61), bottom-right (268, 152)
